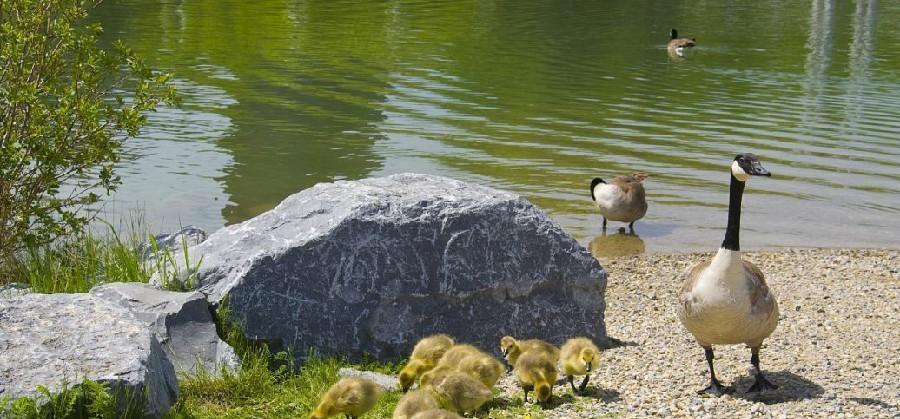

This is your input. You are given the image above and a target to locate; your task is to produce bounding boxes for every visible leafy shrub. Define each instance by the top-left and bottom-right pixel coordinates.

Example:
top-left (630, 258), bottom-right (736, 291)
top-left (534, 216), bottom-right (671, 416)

top-left (0, 0), bottom-right (176, 261)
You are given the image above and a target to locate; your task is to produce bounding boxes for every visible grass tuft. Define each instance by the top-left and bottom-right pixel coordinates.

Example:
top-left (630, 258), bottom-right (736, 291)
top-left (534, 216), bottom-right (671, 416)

top-left (0, 217), bottom-right (200, 294)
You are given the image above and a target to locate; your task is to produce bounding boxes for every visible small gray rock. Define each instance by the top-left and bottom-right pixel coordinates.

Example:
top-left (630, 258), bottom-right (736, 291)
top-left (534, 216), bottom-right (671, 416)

top-left (338, 367), bottom-right (399, 391)
top-left (0, 293), bottom-right (178, 417)
top-left (90, 282), bottom-right (238, 374)
top-left (0, 282), bottom-right (31, 299)
top-left (139, 225), bottom-right (208, 262)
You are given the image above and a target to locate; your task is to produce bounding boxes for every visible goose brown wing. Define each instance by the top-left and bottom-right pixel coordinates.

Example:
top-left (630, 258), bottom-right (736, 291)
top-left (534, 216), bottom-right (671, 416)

top-left (743, 260), bottom-right (776, 315)
top-left (679, 259), bottom-right (711, 317)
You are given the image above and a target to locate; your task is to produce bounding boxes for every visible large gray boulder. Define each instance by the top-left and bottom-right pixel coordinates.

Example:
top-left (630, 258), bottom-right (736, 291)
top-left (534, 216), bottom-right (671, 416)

top-left (90, 283), bottom-right (238, 374)
top-left (0, 293), bottom-right (178, 417)
top-left (155, 173), bottom-right (607, 362)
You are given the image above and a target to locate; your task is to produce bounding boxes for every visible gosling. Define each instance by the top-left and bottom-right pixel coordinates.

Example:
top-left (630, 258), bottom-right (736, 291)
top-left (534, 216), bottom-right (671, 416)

top-left (514, 350), bottom-right (557, 404)
top-left (429, 371), bottom-right (493, 414)
top-left (399, 334), bottom-right (455, 391)
top-left (560, 337), bottom-right (600, 395)
top-left (422, 349), bottom-right (503, 389)
top-left (393, 389), bottom-right (439, 419)
top-left (308, 377), bottom-right (382, 419)
top-left (410, 409), bottom-right (463, 419)
top-left (499, 336), bottom-right (560, 370)
top-left (456, 353), bottom-right (505, 388)
top-left (419, 364), bottom-right (454, 388)
top-left (435, 344), bottom-right (483, 367)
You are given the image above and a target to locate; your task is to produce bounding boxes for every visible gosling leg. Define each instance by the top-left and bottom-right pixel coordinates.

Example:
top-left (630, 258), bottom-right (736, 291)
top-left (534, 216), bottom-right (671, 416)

top-left (523, 384), bottom-right (533, 403)
top-left (747, 347), bottom-right (778, 392)
top-left (578, 374), bottom-right (590, 394)
top-left (567, 375), bottom-right (577, 394)
top-left (700, 347), bottom-right (729, 396)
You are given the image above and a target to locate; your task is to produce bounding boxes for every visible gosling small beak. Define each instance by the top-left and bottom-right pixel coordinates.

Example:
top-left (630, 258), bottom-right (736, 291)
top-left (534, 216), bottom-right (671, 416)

top-left (585, 363), bottom-right (592, 372)
top-left (501, 348), bottom-right (508, 357)
top-left (750, 161), bottom-right (771, 177)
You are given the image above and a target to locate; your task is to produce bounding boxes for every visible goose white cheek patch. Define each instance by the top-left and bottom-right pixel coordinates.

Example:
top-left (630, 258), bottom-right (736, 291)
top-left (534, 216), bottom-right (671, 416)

top-left (731, 161), bottom-right (750, 181)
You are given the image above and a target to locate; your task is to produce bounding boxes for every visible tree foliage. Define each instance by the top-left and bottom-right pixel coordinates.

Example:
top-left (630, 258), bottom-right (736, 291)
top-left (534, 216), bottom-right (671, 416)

top-left (0, 0), bottom-right (175, 259)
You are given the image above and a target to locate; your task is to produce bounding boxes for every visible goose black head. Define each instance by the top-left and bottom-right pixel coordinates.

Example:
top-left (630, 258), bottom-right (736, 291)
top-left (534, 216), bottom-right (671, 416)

top-left (732, 153), bottom-right (771, 181)
top-left (590, 178), bottom-right (605, 201)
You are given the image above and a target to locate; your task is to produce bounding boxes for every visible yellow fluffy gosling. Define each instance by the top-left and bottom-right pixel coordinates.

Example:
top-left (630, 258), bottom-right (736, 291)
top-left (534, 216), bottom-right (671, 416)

top-left (514, 350), bottom-right (557, 404)
top-left (560, 337), bottom-right (600, 395)
top-left (499, 336), bottom-right (559, 370)
top-left (419, 364), bottom-right (454, 388)
top-left (429, 371), bottom-right (493, 414)
top-left (399, 334), bottom-right (456, 391)
top-left (435, 344), bottom-right (482, 367)
top-left (457, 354), bottom-right (505, 388)
top-left (308, 377), bottom-right (382, 419)
top-left (410, 409), bottom-right (463, 419)
top-left (393, 389), bottom-right (439, 419)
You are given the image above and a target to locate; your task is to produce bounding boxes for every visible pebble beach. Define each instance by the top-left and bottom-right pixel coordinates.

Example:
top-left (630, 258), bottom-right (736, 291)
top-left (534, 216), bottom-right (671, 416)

top-left (493, 248), bottom-right (900, 418)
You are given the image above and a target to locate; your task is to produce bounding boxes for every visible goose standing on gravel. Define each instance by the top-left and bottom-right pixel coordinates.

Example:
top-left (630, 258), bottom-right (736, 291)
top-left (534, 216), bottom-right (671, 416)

top-left (668, 29), bottom-right (696, 56)
top-left (590, 173), bottom-right (648, 232)
top-left (677, 153), bottom-right (779, 396)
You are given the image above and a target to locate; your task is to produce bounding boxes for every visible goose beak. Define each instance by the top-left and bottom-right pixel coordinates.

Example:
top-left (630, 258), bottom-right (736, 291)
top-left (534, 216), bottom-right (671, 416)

top-left (750, 161), bottom-right (771, 177)
top-left (585, 363), bottom-right (592, 372)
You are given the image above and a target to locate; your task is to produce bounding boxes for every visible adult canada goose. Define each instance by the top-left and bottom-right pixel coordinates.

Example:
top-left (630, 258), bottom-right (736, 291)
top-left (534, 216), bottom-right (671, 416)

top-left (668, 29), bottom-right (696, 56)
top-left (677, 153), bottom-right (779, 396)
top-left (590, 173), bottom-right (648, 232)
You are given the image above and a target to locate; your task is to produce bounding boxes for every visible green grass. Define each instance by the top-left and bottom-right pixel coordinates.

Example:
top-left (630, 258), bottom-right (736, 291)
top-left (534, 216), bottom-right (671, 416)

top-left (0, 218), bottom-right (198, 293)
top-left (1, 378), bottom-right (147, 419)
top-left (167, 349), bottom-right (554, 419)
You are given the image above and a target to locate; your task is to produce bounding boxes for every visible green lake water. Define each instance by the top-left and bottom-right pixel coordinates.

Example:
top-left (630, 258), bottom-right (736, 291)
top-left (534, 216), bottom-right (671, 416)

top-left (94, 0), bottom-right (900, 253)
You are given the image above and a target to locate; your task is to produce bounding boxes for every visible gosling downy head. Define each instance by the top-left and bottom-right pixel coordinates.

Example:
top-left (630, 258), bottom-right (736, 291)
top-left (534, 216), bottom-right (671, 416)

top-left (731, 153), bottom-right (771, 182)
top-left (399, 359), bottom-right (427, 392)
top-left (580, 347), bottom-right (598, 372)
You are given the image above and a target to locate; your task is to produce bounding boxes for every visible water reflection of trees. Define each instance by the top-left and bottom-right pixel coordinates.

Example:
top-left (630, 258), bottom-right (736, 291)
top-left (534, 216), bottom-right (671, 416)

top-left (846, 0), bottom-right (877, 128)
top-left (98, 0), bottom-right (388, 225)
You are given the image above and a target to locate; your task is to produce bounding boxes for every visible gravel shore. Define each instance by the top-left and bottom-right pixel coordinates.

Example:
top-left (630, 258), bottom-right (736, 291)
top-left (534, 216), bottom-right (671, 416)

top-left (493, 248), bottom-right (899, 418)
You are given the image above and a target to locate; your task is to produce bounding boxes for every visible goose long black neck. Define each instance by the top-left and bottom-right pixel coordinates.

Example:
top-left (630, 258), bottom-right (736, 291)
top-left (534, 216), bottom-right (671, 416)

top-left (722, 174), bottom-right (745, 251)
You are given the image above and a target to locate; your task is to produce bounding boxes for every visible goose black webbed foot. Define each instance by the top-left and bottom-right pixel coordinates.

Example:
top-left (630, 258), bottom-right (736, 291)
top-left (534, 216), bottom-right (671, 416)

top-left (699, 379), bottom-right (731, 397)
top-left (747, 373), bottom-right (778, 392)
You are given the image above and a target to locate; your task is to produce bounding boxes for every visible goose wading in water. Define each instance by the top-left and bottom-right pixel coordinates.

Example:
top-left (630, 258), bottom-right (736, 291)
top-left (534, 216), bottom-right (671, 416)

top-left (590, 173), bottom-right (648, 232)
top-left (668, 28), bottom-right (696, 56)
top-left (677, 153), bottom-right (779, 396)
